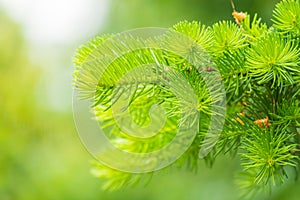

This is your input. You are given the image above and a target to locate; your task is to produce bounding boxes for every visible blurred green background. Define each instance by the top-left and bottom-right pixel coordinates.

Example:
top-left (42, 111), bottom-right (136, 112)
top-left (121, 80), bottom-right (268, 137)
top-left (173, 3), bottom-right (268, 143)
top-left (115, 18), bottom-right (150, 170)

top-left (1, 0), bottom-right (300, 199)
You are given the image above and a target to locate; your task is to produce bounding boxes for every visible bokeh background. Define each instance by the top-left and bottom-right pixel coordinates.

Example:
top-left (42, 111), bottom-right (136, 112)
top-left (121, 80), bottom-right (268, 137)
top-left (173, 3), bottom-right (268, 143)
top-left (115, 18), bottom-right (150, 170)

top-left (1, 0), bottom-right (300, 199)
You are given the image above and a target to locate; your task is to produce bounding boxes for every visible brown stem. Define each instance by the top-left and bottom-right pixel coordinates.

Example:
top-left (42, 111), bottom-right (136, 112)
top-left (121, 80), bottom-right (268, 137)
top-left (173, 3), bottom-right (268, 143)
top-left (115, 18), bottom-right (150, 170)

top-left (230, 0), bottom-right (236, 12)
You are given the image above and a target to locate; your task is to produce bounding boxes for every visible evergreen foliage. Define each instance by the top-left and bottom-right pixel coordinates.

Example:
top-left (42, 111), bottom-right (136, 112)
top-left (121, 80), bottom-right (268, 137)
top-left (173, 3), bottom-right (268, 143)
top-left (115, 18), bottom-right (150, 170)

top-left (73, 0), bottom-right (300, 198)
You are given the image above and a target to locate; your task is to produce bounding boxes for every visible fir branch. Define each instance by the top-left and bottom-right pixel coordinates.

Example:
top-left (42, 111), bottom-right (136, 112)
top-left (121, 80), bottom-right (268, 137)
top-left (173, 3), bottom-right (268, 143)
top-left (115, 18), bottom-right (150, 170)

top-left (272, 0), bottom-right (300, 37)
top-left (72, 0), bottom-right (300, 197)
top-left (240, 125), bottom-right (298, 186)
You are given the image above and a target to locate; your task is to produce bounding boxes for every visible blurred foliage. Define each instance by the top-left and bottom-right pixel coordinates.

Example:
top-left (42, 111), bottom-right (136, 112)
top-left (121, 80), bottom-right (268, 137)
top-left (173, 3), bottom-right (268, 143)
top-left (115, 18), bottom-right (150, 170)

top-left (2, 0), bottom-right (300, 200)
top-left (104, 0), bottom-right (277, 31)
top-left (0, 10), bottom-right (103, 200)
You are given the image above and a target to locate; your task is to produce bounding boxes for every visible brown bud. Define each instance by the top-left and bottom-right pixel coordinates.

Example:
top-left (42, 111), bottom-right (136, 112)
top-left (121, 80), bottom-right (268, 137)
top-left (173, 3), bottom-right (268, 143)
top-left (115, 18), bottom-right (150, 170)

top-left (232, 11), bottom-right (246, 25)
